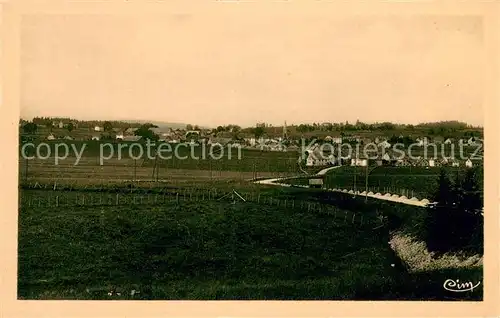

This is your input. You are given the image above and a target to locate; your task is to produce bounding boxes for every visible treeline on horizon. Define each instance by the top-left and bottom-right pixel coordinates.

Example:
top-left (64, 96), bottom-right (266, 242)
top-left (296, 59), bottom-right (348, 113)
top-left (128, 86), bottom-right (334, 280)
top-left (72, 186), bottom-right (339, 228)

top-left (20, 117), bottom-right (482, 134)
top-left (287, 120), bottom-right (481, 133)
top-left (22, 117), bottom-right (145, 129)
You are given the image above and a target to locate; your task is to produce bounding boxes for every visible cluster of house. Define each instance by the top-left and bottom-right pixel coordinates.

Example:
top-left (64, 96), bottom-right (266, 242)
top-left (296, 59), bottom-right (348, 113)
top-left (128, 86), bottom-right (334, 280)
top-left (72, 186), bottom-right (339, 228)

top-left (321, 135), bottom-right (481, 147)
top-left (303, 144), bottom-right (481, 168)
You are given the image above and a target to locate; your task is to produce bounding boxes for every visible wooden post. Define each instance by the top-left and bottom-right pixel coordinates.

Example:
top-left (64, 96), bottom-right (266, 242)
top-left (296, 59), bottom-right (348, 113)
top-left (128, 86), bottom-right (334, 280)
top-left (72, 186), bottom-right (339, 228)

top-left (116, 193), bottom-right (119, 205)
top-left (56, 196), bottom-right (59, 207)
top-left (134, 159), bottom-right (137, 184)
top-left (360, 215), bottom-right (364, 226)
top-left (24, 158), bottom-right (29, 182)
top-left (352, 213), bottom-right (355, 224)
top-left (344, 211), bottom-right (348, 223)
top-left (176, 193), bottom-right (179, 203)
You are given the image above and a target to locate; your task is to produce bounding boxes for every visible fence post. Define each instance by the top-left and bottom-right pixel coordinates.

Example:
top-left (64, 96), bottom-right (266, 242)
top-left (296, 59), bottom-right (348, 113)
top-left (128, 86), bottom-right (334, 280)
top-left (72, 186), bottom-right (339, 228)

top-left (352, 213), bottom-right (355, 224)
top-left (176, 193), bottom-right (179, 203)
top-left (116, 193), bottom-right (119, 205)
top-left (360, 215), bottom-right (363, 226)
top-left (257, 194), bottom-right (260, 203)
top-left (344, 211), bottom-right (348, 223)
top-left (56, 196), bottom-right (59, 207)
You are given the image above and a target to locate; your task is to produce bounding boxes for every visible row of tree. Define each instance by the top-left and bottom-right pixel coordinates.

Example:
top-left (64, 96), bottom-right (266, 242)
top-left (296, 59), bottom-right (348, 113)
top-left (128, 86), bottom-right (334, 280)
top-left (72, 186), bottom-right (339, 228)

top-left (25, 117), bottom-right (143, 130)
top-left (425, 167), bottom-right (483, 253)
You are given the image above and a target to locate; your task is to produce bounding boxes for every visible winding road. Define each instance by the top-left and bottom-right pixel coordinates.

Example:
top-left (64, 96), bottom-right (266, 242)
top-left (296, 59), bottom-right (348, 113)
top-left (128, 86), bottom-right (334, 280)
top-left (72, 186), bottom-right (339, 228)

top-left (253, 165), bottom-right (431, 207)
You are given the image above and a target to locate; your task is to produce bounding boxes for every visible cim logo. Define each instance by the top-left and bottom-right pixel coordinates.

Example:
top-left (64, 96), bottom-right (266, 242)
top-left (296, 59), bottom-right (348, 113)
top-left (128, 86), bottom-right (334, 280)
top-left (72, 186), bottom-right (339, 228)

top-left (443, 279), bottom-right (481, 293)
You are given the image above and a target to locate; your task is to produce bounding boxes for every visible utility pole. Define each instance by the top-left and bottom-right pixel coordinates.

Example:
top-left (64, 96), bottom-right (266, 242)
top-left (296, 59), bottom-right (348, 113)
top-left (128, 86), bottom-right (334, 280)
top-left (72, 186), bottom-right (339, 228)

top-left (365, 164), bottom-right (368, 203)
top-left (156, 152), bottom-right (160, 182)
top-left (353, 153), bottom-right (357, 196)
top-left (134, 159), bottom-right (137, 183)
top-left (25, 157), bottom-right (29, 182)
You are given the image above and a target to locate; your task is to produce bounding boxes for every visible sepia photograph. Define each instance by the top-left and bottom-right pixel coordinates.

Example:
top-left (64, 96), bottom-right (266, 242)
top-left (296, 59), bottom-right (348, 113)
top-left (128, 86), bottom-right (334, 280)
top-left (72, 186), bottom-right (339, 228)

top-left (2, 0), bottom-right (499, 316)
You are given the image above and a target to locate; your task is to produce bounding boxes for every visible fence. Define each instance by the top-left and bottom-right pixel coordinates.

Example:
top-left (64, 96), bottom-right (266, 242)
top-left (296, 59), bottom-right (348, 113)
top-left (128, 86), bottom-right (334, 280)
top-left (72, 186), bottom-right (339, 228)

top-left (18, 155), bottom-right (301, 184)
top-left (19, 188), bottom-right (379, 227)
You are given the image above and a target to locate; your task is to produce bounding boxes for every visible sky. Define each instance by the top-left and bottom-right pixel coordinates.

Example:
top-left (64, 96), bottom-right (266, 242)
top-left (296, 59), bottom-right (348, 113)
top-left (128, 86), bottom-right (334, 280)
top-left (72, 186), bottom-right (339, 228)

top-left (20, 13), bottom-right (484, 128)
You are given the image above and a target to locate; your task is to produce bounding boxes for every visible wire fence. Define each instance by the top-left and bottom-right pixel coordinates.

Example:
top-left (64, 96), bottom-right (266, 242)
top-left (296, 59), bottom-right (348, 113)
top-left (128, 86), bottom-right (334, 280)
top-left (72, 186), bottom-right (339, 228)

top-left (19, 188), bottom-right (380, 227)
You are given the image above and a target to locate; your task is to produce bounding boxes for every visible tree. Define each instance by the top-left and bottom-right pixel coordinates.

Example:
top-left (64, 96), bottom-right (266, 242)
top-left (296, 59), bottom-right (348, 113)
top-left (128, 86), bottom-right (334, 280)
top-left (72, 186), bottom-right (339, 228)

top-left (67, 122), bottom-right (74, 132)
top-left (253, 126), bottom-right (265, 139)
top-left (186, 124), bottom-right (193, 131)
top-left (103, 121), bottom-right (113, 132)
top-left (134, 124), bottom-right (159, 142)
top-left (425, 168), bottom-right (483, 254)
top-left (22, 122), bottom-right (38, 134)
top-left (455, 168), bottom-right (482, 215)
top-left (45, 120), bottom-right (53, 132)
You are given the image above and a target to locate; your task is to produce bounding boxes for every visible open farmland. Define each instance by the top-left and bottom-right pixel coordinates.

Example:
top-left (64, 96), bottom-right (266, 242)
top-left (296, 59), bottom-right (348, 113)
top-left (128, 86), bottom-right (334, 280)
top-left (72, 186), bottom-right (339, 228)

top-left (19, 141), bottom-right (303, 183)
top-left (17, 186), bottom-right (482, 300)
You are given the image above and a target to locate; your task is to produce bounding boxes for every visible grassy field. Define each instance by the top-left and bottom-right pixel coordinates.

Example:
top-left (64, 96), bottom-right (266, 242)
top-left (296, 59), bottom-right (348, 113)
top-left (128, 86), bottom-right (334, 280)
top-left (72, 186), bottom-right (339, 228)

top-left (19, 141), bottom-right (302, 175)
top-left (18, 186), bottom-right (482, 300)
top-left (18, 189), bottom-right (392, 300)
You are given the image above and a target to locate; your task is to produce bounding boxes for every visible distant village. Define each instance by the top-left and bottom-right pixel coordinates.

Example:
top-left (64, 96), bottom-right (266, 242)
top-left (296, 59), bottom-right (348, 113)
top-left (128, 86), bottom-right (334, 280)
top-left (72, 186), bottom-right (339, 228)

top-left (19, 118), bottom-right (483, 168)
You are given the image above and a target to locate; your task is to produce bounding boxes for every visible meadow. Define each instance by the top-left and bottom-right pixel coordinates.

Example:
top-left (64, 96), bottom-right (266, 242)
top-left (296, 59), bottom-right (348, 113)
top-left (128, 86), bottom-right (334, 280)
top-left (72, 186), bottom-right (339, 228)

top-left (17, 138), bottom-right (483, 300)
top-left (18, 186), bottom-right (482, 300)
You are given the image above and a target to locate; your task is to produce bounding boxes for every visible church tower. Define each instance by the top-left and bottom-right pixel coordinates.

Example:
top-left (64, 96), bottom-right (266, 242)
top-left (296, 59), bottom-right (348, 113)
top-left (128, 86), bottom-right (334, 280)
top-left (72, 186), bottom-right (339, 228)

top-left (283, 121), bottom-right (288, 140)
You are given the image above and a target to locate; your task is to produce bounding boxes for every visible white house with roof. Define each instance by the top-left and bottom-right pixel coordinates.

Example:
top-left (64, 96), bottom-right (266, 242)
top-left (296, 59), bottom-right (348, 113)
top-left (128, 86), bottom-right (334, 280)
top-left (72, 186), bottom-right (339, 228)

top-left (378, 140), bottom-right (391, 149)
top-left (416, 137), bottom-right (429, 146)
top-left (123, 135), bottom-right (141, 142)
top-left (467, 137), bottom-right (479, 146)
top-left (351, 158), bottom-right (368, 166)
top-left (465, 158), bottom-right (473, 168)
top-left (382, 153), bottom-right (392, 161)
top-left (47, 133), bottom-right (55, 140)
top-left (450, 158), bottom-right (460, 167)
top-left (94, 126), bottom-right (102, 132)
